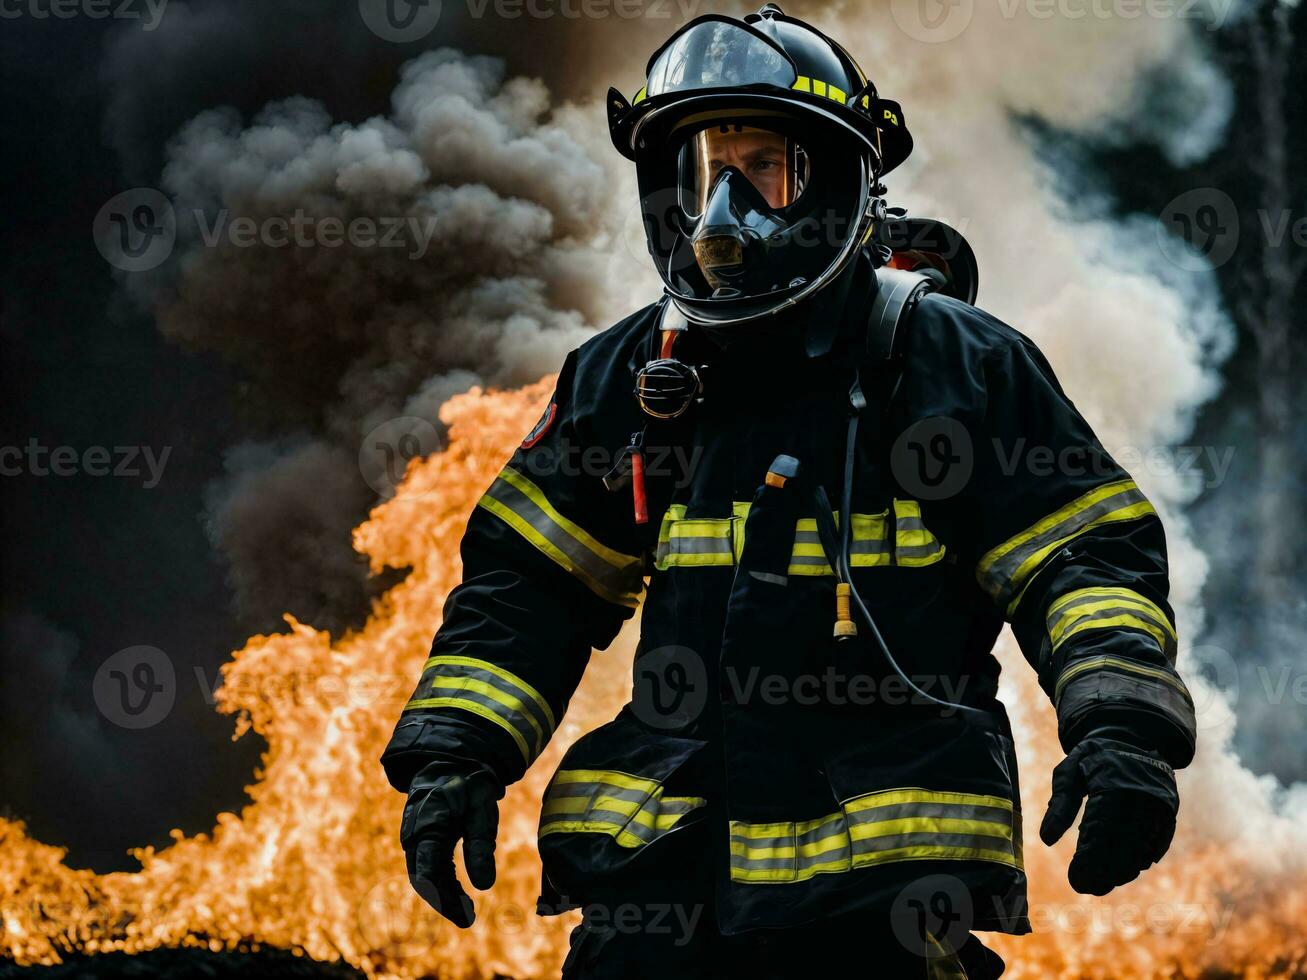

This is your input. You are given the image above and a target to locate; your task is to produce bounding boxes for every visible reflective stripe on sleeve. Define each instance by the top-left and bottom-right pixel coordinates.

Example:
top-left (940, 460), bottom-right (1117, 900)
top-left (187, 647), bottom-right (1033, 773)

top-left (729, 788), bottom-right (1020, 884)
top-left (478, 466), bottom-right (643, 608)
top-left (1053, 654), bottom-right (1189, 707)
top-left (1046, 587), bottom-right (1177, 662)
top-left (976, 479), bottom-right (1155, 617)
top-left (539, 768), bottom-right (706, 849)
top-left (404, 655), bottom-right (556, 766)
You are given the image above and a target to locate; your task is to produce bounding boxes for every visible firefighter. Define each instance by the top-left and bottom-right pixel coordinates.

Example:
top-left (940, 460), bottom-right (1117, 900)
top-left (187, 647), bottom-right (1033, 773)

top-left (382, 7), bottom-right (1196, 977)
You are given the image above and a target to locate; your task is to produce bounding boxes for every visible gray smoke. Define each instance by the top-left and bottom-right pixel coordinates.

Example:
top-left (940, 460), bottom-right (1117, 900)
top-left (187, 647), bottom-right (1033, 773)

top-left (123, 48), bottom-right (639, 632)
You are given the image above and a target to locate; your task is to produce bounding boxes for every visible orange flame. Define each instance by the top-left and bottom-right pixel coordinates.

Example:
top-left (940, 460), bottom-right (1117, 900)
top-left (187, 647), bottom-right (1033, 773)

top-left (2, 381), bottom-right (1305, 977)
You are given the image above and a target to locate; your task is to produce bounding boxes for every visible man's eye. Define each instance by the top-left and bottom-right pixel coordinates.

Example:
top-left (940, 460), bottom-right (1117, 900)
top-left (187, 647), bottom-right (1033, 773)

top-left (752, 159), bottom-right (779, 173)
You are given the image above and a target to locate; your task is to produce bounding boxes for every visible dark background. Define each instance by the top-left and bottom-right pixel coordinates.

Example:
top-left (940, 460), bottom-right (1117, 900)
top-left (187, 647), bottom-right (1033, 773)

top-left (2, 0), bottom-right (1303, 874)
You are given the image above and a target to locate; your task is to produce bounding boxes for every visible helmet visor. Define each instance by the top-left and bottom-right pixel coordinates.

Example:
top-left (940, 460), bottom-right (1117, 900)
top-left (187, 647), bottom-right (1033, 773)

top-left (678, 125), bottom-right (810, 215)
top-left (646, 19), bottom-right (796, 98)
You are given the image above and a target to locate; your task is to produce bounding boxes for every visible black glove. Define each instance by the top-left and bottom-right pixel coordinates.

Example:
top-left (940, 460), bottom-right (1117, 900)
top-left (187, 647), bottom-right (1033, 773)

top-left (1039, 736), bottom-right (1179, 896)
top-left (401, 759), bottom-right (503, 927)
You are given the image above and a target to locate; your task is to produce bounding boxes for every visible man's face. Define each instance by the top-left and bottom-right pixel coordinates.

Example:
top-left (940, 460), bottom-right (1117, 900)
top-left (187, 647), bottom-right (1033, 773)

top-left (694, 125), bottom-right (795, 210)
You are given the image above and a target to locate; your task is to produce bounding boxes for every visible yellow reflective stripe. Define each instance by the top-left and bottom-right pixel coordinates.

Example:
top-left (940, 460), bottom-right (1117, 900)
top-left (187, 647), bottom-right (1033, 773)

top-left (403, 655), bottom-right (556, 764)
top-left (656, 501), bottom-right (944, 575)
top-left (550, 768), bottom-right (661, 793)
top-left (893, 499), bottom-right (947, 567)
top-left (976, 479), bottom-right (1156, 617)
top-left (403, 696), bottom-right (531, 761)
top-left (541, 793), bottom-right (705, 830)
top-left (421, 674), bottom-right (544, 746)
top-left (632, 86), bottom-right (646, 104)
top-left (728, 787), bottom-right (1019, 884)
top-left (539, 766), bottom-right (705, 849)
top-left (790, 76), bottom-right (847, 105)
top-left (850, 816), bottom-right (1011, 842)
top-left (1053, 655), bottom-right (1188, 705)
top-left (1046, 587), bottom-right (1176, 660)
top-left (843, 786), bottom-right (1014, 813)
top-left (478, 466), bottom-right (642, 608)
top-left (732, 500), bottom-right (750, 560)
top-left (728, 846), bottom-right (1021, 883)
top-left (421, 654), bottom-right (556, 729)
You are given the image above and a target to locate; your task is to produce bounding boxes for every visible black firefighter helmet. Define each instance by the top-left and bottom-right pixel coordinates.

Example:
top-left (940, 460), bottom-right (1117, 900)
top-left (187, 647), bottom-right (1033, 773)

top-left (608, 4), bottom-right (914, 329)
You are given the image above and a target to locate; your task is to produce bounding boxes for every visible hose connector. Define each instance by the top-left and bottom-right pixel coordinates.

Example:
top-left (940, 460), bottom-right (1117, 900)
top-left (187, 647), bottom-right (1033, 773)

top-left (834, 582), bottom-right (858, 639)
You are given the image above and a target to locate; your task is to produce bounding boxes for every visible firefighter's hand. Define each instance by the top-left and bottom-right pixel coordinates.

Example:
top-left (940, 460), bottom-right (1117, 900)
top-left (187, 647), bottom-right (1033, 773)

top-left (401, 760), bottom-right (502, 927)
top-left (1039, 737), bottom-right (1179, 896)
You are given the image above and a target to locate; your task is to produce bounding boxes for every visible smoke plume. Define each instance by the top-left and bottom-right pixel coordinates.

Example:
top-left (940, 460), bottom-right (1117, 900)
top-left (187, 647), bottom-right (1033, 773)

top-left (123, 47), bottom-right (647, 632)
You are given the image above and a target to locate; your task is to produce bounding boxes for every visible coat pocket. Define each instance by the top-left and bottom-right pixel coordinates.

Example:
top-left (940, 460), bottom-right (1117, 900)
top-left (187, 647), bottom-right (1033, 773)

top-left (818, 711), bottom-right (1023, 875)
top-left (538, 709), bottom-right (709, 899)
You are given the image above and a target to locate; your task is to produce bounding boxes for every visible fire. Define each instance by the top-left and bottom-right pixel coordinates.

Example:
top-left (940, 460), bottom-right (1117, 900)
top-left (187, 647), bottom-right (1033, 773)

top-left (2, 381), bottom-right (1306, 977)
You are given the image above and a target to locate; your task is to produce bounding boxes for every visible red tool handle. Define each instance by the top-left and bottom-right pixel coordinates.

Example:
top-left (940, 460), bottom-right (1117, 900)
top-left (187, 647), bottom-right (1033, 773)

top-left (631, 450), bottom-right (649, 525)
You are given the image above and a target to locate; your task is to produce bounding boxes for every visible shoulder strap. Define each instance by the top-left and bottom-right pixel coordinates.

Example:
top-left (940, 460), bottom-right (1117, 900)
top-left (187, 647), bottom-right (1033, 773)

top-left (865, 267), bottom-right (936, 363)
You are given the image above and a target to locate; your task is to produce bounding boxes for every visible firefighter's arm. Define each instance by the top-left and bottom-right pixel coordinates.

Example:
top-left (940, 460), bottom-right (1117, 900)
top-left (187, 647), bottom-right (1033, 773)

top-left (382, 350), bottom-right (643, 923)
top-left (958, 329), bottom-right (1194, 894)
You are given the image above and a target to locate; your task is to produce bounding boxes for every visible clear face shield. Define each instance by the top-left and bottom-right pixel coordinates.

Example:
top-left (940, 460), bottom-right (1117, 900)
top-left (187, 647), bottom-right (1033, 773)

top-left (679, 125), bottom-right (810, 216)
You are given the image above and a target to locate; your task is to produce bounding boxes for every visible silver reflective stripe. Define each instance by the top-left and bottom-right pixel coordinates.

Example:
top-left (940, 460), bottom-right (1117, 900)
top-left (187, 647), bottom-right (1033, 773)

top-left (539, 773), bottom-right (706, 849)
top-left (425, 661), bottom-right (552, 745)
top-left (425, 682), bottom-right (542, 753)
top-left (850, 538), bottom-right (891, 556)
top-left (855, 831), bottom-right (1010, 855)
top-left (729, 789), bottom-right (1019, 883)
top-left (480, 469), bottom-right (642, 606)
top-left (847, 800), bottom-right (1012, 826)
top-left (656, 536), bottom-right (734, 561)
